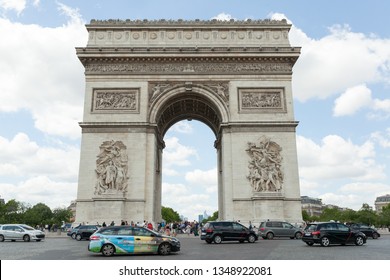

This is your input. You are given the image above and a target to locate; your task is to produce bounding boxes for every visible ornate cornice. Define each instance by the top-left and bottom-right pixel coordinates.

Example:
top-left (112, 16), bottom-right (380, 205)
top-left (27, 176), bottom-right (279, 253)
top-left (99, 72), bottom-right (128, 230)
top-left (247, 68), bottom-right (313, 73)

top-left (88, 18), bottom-right (290, 27)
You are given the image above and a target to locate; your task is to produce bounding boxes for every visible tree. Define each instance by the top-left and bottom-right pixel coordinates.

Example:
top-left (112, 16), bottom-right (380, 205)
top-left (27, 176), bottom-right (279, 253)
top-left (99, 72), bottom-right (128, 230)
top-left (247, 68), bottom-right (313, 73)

top-left (378, 204), bottom-right (390, 227)
top-left (0, 199), bottom-right (27, 224)
top-left (24, 203), bottom-right (53, 226)
top-left (357, 203), bottom-right (378, 226)
top-left (319, 207), bottom-right (342, 222)
top-left (161, 206), bottom-right (180, 223)
top-left (52, 207), bottom-right (73, 227)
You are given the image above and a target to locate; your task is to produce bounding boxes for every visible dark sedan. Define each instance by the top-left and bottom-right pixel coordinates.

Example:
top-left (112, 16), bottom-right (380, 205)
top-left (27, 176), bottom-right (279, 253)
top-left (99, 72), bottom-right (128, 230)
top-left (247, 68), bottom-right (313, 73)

top-left (349, 223), bottom-right (380, 239)
top-left (302, 222), bottom-right (366, 247)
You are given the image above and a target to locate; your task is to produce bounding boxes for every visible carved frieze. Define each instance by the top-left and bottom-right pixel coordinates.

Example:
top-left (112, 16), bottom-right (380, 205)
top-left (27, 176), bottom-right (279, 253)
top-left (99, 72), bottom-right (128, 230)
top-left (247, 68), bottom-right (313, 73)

top-left (239, 88), bottom-right (286, 113)
top-left (92, 88), bottom-right (139, 113)
top-left (85, 61), bottom-right (292, 75)
top-left (94, 140), bottom-right (129, 196)
top-left (246, 136), bottom-right (284, 193)
top-left (148, 81), bottom-right (229, 104)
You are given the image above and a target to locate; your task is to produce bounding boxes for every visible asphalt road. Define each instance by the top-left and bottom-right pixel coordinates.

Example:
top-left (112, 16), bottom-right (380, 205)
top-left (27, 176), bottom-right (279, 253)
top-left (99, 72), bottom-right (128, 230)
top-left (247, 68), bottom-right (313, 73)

top-left (1, 234), bottom-right (390, 260)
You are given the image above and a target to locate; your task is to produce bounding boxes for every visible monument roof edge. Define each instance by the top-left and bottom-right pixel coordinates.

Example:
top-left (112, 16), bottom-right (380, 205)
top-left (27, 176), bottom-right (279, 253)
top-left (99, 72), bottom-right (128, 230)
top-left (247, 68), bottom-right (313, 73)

top-left (86, 18), bottom-right (291, 28)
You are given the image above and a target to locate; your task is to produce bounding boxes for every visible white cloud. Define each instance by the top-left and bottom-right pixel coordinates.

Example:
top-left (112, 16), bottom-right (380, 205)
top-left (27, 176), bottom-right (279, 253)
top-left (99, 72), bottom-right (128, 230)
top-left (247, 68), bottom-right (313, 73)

top-left (370, 128), bottom-right (390, 148)
top-left (288, 23), bottom-right (390, 102)
top-left (0, 3), bottom-right (87, 139)
top-left (333, 84), bottom-right (373, 116)
top-left (0, 176), bottom-right (77, 209)
top-left (211, 13), bottom-right (235, 21)
top-left (169, 121), bottom-right (193, 134)
top-left (163, 137), bottom-right (198, 167)
top-left (333, 84), bottom-right (390, 117)
top-left (185, 168), bottom-right (218, 186)
top-left (297, 134), bottom-right (385, 181)
top-left (162, 182), bottom-right (216, 220)
top-left (0, 0), bottom-right (26, 15)
top-left (0, 133), bottom-right (80, 181)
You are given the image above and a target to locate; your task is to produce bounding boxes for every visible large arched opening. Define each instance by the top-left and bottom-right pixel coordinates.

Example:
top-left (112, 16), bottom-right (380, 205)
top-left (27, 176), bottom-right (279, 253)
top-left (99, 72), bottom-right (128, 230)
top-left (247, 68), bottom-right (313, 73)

top-left (149, 85), bottom-right (230, 222)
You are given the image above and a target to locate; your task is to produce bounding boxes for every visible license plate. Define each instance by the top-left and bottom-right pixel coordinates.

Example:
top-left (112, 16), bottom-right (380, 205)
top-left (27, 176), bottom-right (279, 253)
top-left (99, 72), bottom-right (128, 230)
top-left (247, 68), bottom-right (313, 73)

top-left (201, 232), bottom-right (206, 235)
top-left (304, 233), bottom-right (311, 236)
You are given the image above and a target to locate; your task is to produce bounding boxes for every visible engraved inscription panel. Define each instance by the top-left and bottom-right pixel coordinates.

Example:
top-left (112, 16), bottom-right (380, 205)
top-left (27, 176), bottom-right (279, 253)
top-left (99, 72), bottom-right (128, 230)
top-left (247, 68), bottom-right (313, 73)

top-left (238, 88), bottom-right (286, 113)
top-left (92, 88), bottom-right (139, 113)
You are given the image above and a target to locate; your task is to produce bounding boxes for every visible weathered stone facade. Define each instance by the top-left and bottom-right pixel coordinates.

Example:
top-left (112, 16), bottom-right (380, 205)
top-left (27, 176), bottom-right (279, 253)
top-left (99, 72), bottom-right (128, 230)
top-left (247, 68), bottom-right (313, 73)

top-left (75, 19), bottom-right (302, 225)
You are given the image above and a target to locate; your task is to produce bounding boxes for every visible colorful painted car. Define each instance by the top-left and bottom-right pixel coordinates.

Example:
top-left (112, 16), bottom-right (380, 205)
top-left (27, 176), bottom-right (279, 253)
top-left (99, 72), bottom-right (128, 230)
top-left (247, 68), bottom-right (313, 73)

top-left (88, 226), bottom-right (180, 256)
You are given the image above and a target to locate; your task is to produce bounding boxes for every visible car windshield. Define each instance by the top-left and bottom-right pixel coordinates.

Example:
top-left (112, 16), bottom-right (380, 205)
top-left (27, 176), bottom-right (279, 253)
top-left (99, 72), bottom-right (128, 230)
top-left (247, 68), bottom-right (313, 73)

top-left (20, 225), bottom-right (34, 230)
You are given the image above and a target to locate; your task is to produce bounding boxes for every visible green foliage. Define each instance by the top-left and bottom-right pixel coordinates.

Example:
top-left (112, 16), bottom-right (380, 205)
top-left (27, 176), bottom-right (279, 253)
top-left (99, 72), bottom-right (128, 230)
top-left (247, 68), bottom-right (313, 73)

top-left (161, 206), bottom-right (180, 223)
top-left (24, 203), bottom-right (53, 226)
top-left (378, 204), bottom-right (390, 226)
top-left (0, 199), bottom-right (72, 227)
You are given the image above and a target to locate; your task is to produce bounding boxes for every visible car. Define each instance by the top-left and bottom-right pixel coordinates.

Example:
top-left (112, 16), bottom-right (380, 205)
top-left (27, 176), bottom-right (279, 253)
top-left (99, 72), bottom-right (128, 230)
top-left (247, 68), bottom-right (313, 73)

top-left (61, 223), bottom-right (72, 232)
top-left (200, 221), bottom-right (258, 244)
top-left (302, 222), bottom-right (367, 247)
top-left (88, 225), bottom-right (180, 256)
top-left (0, 224), bottom-right (45, 242)
top-left (348, 223), bottom-right (381, 239)
top-left (67, 224), bottom-right (81, 238)
top-left (258, 221), bottom-right (303, 239)
top-left (73, 225), bottom-right (99, 241)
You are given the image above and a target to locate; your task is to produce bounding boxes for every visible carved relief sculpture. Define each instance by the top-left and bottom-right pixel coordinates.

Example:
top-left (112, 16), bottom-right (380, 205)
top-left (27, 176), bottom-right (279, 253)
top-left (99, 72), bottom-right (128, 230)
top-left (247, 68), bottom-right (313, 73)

top-left (94, 140), bottom-right (129, 196)
top-left (92, 89), bottom-right (139, 113)
top-left (246, 136), bottom-right (284, 192)
top-left (239, 88), bottom-right (286, 113)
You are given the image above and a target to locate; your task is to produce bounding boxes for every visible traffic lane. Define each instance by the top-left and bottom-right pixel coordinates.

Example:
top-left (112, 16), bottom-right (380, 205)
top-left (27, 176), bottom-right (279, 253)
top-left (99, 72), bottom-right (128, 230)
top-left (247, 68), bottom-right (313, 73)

top-left (0, 235), bottom-right (389, 260)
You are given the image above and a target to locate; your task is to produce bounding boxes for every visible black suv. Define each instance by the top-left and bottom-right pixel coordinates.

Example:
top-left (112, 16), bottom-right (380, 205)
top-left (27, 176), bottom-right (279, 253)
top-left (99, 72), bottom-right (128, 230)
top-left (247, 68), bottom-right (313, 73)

top-left (348, 223), bottom-right (380, 239)
top-left (200, 221), bottom-right (258, 244)
top-left (74, 225), bottom-right (99, 241)
top-left (302, 222), bottom-right (366, 247)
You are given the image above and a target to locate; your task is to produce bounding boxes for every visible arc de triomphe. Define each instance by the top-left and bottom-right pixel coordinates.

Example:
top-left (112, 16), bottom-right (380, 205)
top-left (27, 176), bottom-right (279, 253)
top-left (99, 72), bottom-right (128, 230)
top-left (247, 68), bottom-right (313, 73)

top-left (75, 19), bottom-right (302, 225)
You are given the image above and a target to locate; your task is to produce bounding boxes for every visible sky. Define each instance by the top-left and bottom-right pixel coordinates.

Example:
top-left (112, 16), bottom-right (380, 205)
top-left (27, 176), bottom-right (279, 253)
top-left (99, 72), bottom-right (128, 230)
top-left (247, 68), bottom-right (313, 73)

top-left (0, 0), bottom-right (390, 222)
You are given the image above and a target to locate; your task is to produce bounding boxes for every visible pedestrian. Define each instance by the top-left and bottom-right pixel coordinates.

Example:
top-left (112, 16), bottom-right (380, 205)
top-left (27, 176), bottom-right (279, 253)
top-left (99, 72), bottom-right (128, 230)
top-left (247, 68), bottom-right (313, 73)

top-left (102, 221), bottom-right (106, 227)
top-left (110, 221), bottom-right (115, 226)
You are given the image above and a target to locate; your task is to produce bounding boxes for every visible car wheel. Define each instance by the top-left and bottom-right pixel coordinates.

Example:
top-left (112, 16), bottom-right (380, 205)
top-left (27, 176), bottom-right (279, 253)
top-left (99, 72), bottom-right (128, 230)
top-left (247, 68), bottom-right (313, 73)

top-left (71, 233), bottom-right (76, 239)
top-left (0, 235), bottom-right (4, 242)
top-left (320, 236), bottom-right (330, 247)
top-left (372, 233), bottom-right (379, 239)
top-left (23, 235), bottom-right (31, 242)
top-left (213, 235), bottom-right (222, 244)
top-left (158, 243), bottom-right (172, 255)
top-left (305, 242), bottom-right (314, 246)
top-left (295, 232), bottom-right (303, 239)
top-left (101, 244), bottom-right (115, 257)
top-left (355, 236), bottom-right (364, 246)
top-left (266, 232), bottom-right (274, 240)
top-left (75, 234), bottom-right (82, 241)
top-left (248, 234), bottom-right (256, 243)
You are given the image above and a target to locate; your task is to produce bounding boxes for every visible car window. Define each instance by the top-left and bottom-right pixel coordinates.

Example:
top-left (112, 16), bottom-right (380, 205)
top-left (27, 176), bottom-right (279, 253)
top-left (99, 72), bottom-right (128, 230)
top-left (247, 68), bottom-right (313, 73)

top-left (282, 223), bottom-right (293, 229)
top-left (260, 222), bottom-right (265, 227)
top-left (233, 223), bottom-right (245, 230)
top-left (117, 228), bottom-right (132, 235)
top-left (3, 226), bottom-right (13, 230)
top-left (133, 227), bottom-right (152, 237)
top-left (20, 225), bottom-right (34, 230)
top-left (323, 223), bottom-right (337, 230)
top-left (305, 224), bottom-right (318, 232)
top-left (221, 222), bottom-right (233, 229)
top-left (272, 222), bottom-right (282, 228)
top-left (100, 228), bottom-right (118, 235)
top-left (336, 224), bottom-right (349, 231)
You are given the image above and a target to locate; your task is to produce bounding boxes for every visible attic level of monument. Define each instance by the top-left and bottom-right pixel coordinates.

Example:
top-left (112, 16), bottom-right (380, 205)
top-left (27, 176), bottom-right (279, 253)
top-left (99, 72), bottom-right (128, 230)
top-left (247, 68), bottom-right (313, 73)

top-left (85, 19), bottom-right (293, 48)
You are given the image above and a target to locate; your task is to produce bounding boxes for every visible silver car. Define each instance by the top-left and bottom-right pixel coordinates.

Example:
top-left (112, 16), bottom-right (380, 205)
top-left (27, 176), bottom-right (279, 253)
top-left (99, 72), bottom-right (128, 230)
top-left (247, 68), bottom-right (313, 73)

top-left (0, 224), bottom-right (45, 242)
top-left (259, 221), bottom-right (303, 239)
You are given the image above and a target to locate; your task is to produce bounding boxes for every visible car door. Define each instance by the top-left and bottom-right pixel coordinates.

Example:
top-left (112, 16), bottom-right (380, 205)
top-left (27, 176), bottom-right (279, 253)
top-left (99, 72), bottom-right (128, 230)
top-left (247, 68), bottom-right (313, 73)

top-left (132, 227), bottom-right (159, 253)
top-left (326, 223), bottom-right (350, 244)
top-left (232, 222), bottom-right (248, 241)
top-left (2, 226), bottom-right (16, 239)
top-left (272, 222), bottom-right (283, 236)
top-left (281, 222), bottom-right (295, 237)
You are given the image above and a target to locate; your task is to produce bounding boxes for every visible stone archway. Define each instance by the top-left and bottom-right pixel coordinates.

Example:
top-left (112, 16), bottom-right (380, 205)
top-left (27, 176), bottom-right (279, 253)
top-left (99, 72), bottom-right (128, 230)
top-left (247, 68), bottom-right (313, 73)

top-left (75, 19), bottom-right (303, 226)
